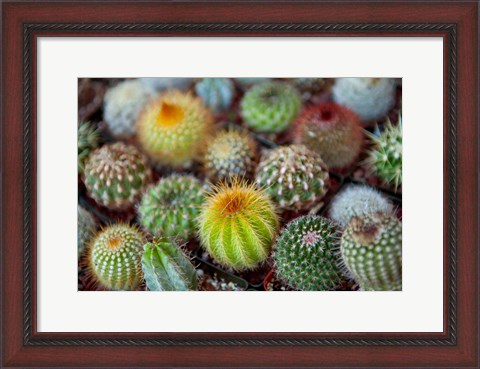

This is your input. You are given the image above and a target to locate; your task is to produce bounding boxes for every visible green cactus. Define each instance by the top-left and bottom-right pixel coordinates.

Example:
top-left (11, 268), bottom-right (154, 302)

top-left (83, 142), bottom-right (151, 210)
top-left (240, 81), bottom-right (302, 133)
top-left (195, 78), bottom-right (235, 113)
top-left (366, 116), bottom-right (402, 190)
top-left (78, 121), bottom-right (101, 175)
top-left (203, 129), bottom-right (258, 182)
top-left (78, 205), bottom-right (96, 258)
top-left (87, 223), bottom-right (146, 290)
top-left (138, 175), bottom-right (207, 239)
top-left (340, 212), bottom-right (402, 291)
top-left (197, 178), bottom-right (279, 270)
top-left (141, 238), bottom-right (198, 291)
top-left (255, 144), bottom-right (329, 211)
top-left (292, 102), bottom-right (364, 169)
top-left (136, 90), bottom-right (214, 167)
top-left (272, 216), bottom-right (343, 291)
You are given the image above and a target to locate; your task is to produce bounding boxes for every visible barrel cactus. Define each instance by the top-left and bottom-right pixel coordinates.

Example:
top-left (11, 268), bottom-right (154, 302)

top-left (340, 213), bottom-right (402, 291)
top-left (141, 238), bottom-right (198, 291)
top-left (136, 90), bottom-right (214, 167)
top-left (240, 81), bottom-right (302, 133)
top-left (289, 78), bottom-right (326, 100)
top-left (195, 78), bottom-right (235, 113)
top-left (292, 102), bottom-right (363, 169)
top-left (332, 78), bottom-right (396, 123)
top-left (273, 216), bottom-right (343, 291)
top-left (103, 79), bottom-right (156, 138)
top-left (197, 179), bottom-right (279, 270)
top-left (330, 184), bottom-right (394, 228)
top-left (87, 223), bottom-right (146, 290)
top-left (139, 77), bottom-right (194, 92)
top-left (78, 205), bottom-right (96, 258)
top-left (255, 144), bottom-right (329, 211)
top-left (78, 121), bottom-right (101, 175)
top-left (83, 142), bottom-right (151, 210)
top-left (366, 116), bottom-right (402, 190)
top-left (138, 175), bottom-right (207, 239)
top-left (203, 129), bottom-right (258, 182)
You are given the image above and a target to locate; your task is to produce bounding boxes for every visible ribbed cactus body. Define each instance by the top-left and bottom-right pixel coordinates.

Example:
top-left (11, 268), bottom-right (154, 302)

top-left (83, 142), bottom-right (151, 210)
top-left (255, 145), bottom-right (329, 211)
top-left (240, 81), bottom-right (302, 133)
top-left (78, 205), bottom-right (96, 258)
top-left (87, 224), bottom-right (146, 290)
top-left (340, 213), bottom-right (402, 291)
top-left (138, 175), bottom-right (206, 239)
top-left (136, 90), bottom-right (214, 167)
top-left (273, 216), bottom-right (342, 290)
top-left (141, 239), bottom-right (198, 291)
top-left (78, 121), bottom-right (101, 175)
top-left (366, 117), bottom-right (402, 190)
top-left (195, 78), bottom-right (235, 113)
top-left (197, 179), bottom-right (279, 270)
top-left (293, 102), bottom-right (363, 169)
top-left (332, 78), bottom-right (396, 123)
top-left (203, 129), bottom-right (257, 182)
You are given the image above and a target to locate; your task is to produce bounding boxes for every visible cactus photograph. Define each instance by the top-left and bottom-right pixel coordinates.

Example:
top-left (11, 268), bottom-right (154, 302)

top-left (78, 77), bottom-right (402, 291)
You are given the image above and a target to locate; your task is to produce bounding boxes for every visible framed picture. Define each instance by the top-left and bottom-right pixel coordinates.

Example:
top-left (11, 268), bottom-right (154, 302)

top-left (1, 1), bottom-right (478, 368)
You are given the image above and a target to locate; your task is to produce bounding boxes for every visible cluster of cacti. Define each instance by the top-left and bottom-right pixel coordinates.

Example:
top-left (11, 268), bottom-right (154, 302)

top-left (78, 205), bottom-right (96, 258)
top-left (141, 238), bottom-right (198, 291)
top-left (255, 144), bottom-right (329, 211)
top-left (292, 102), bottom-right (363, 169)
top-left (203, 129), bottom-right (257, 182)
top-left (240, 81), bottom-right (302, 133)
top-left (332, 78), bottom-right (396, 123)
top-left (340, 213), bottom-right (402, 291)
top-left (197, 179), bottom-right (279, 270)
top-left (136, 90), bottom-right (214, 167)
top-left (138, 175), bottom-right (207, 239)
top-left (78, 121), bottom-right (102, 175)
top-left (366, 116), bottom-right (402, 190)
top-left (83, 142), bottom-right (151, 210)
top-left (195, 78), bottom-right (235, 113)
top-left (272, 216), bottom-right (343, 290)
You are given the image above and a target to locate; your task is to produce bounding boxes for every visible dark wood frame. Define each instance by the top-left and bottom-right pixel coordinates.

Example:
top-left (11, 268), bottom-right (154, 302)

top-left (1, 1), bottom-right (478, 368)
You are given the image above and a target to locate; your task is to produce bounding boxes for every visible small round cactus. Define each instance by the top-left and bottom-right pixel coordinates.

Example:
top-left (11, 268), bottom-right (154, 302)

top-left (103, 79), bottom-right (156, 138)
top-left (87, 223), bottom-right (146, 290)
top-left (78, 205), bottom-right (96, 258)
top-left (195, 78), bottom-right (235, 113)
top-left (139, 77), bottom-right (194, 92)
top-left (138, 175), bottom-right (207, 239)
top-left (255, 145), bottom-right (329, 211)
top-left (83, 142), bottom-right (151, 210)
top-left (240, 81), bottom-right (302, 133)
top-left (197, 179), bottom-right (279, 270)
top-left (78, 121), bottom-right (101, 176)
top-left (366, 116), bottom-right (402, 190)
top-left (273, 216), bottom-right (343, 291)
top-left (142, 238), bottom-right (198, 291)
top-left (289, 78), bottom-right (326, 100)
top-left (332, 78), bottom-right (396, 123)
top-left (329, 184), bottom-right (394, 228)
top-left (136, 90), bottom-right (214, 167)
top-left (340, 213), bottom-right (402, 291)
top-left (292, 102), bottom-right (363, 169)
top-left (203, 129), bottom-right (258, 182)
top-left (235, 77), bottom-right (272, 90)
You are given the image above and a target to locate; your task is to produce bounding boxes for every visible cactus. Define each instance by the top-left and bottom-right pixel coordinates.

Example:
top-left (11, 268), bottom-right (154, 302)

top-left (235, 77), bottom-right (272, 90)
top-left (289, 78), bottom-right (325, 100)
top-left (255, 144), bottom-right (329, 211)
top-left (340, 213), bottom-right (402, 291)
top-left (87, 223), bottom-right (146, 290)
top-left (197, 178), bottom-right (279, 270)
top-left (203, 129), bottom-right (258, 182)
top-left (240, 81), bottom-right (302, 133)
top-left (292, 102), bottom-right (363, 169)
top-left (83, 142), bottom-right (151, 210)
top-left (272, 216), bottom-right (343, 290)
top-left (78, 205), bottom-right (96, 258)
top-left (141, 238), bottom-right (198, 291)
top-left (332, 78), bottom-right (396, 123)
top-left (103, 79), bottom-right (156, 138)
top-left (366, 116), bottom-right (402, 190)
top-left (78, 121), bottom-right (101, 176)
top-left (136, 90), bottom-right (214, 167)
top-left (138, 175), bottom-right (207, 239)
top-left (139, 77), bottom-right (194, 92)
top-left (195, 78), bottom-right (235, 113)
top-left (329, 184), bottom-right (394, 228)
